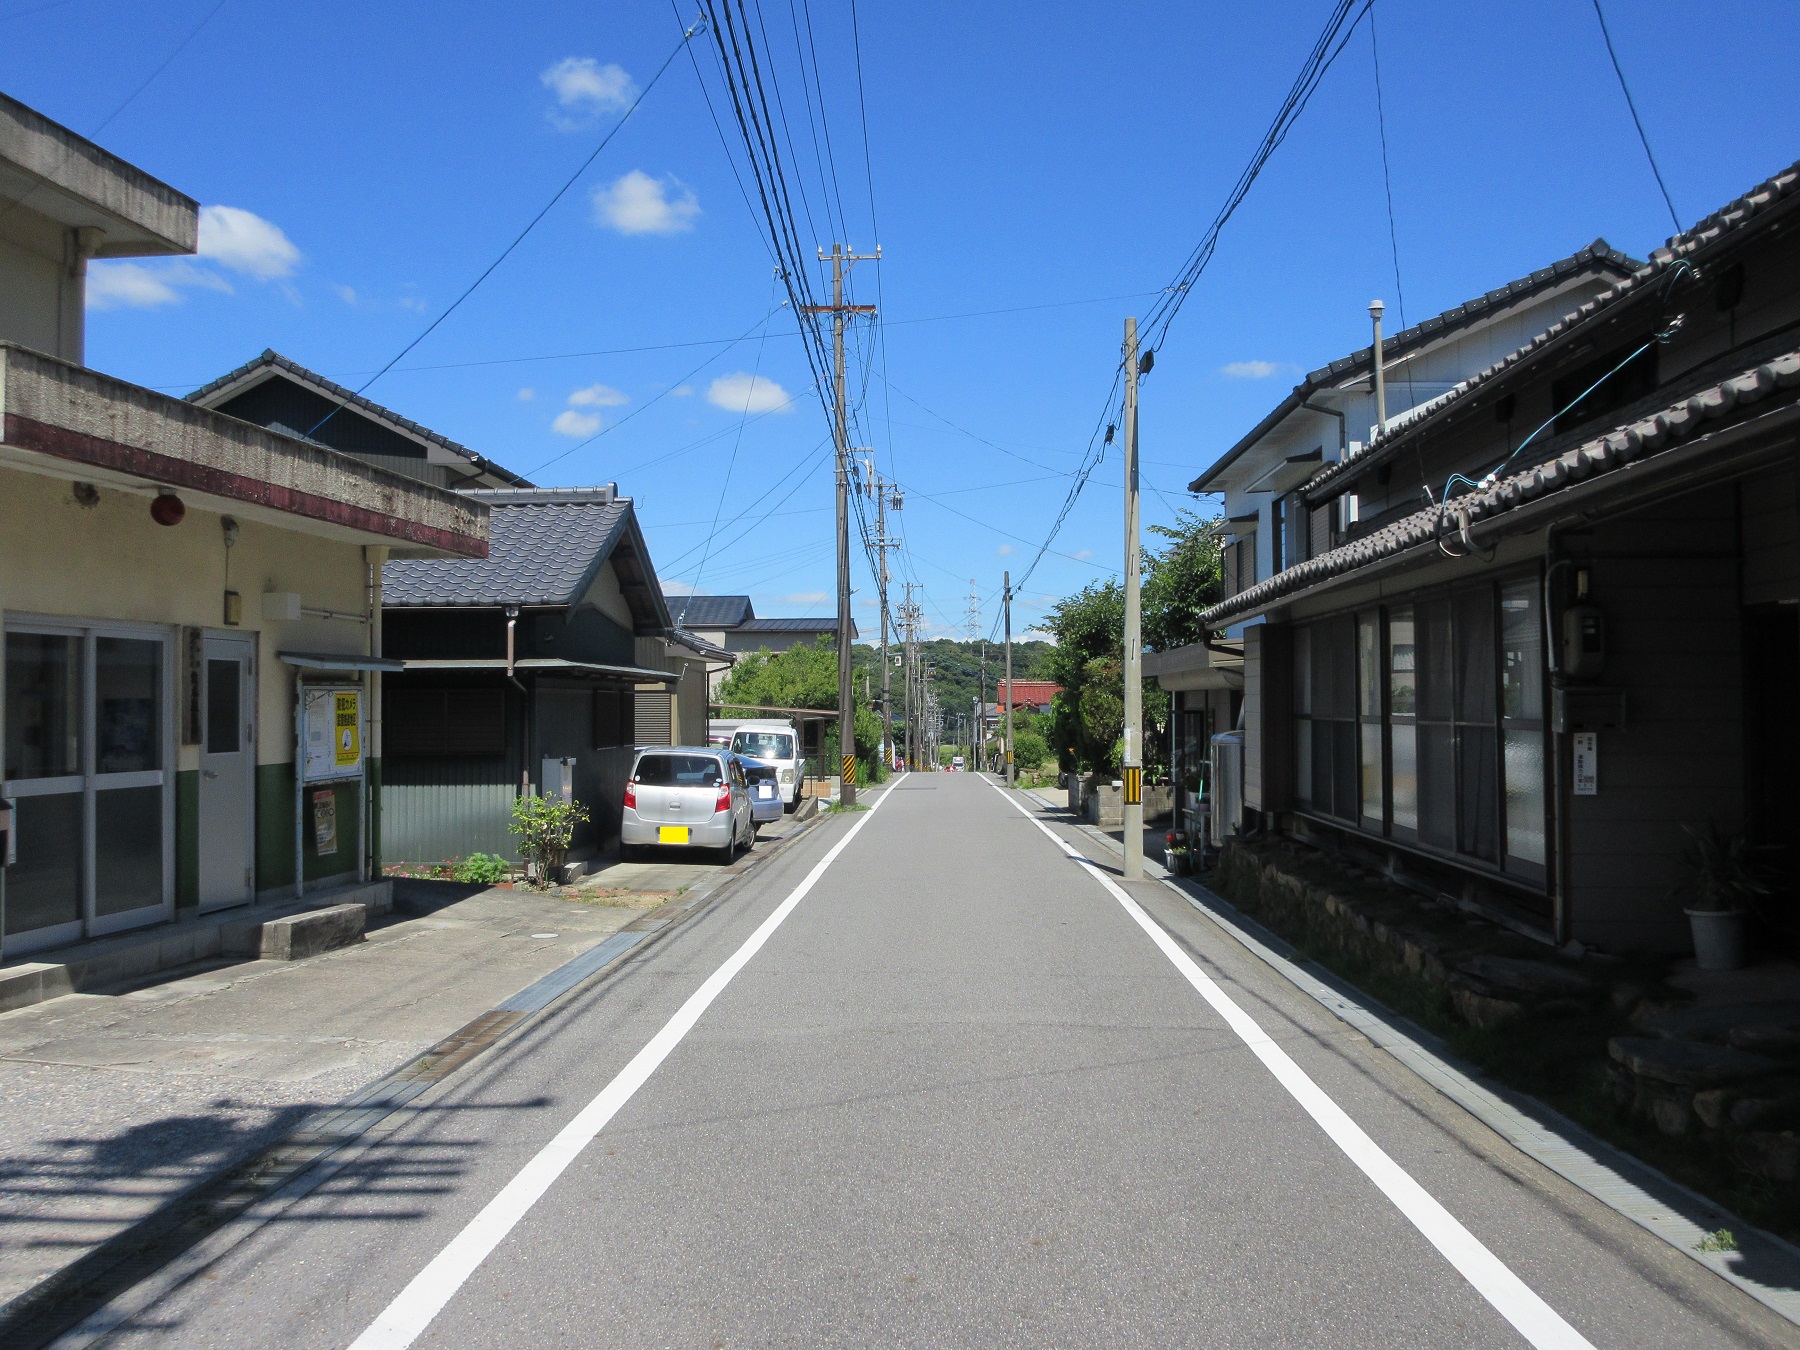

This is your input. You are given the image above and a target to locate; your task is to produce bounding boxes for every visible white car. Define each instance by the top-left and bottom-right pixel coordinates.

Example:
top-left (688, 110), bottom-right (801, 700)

top-left (620, 747), bottom-right (755, 863)
top-left (729, 720), bottom-right (806, 812)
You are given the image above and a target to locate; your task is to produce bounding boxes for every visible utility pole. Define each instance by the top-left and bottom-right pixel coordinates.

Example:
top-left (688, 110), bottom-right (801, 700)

top-left (802, 243), bottom-right (878, 805)
top-left (1003, 571), bottom-right (1014, 788)
top-left (978, 639), bottom-right (988, 772)
top-left (901, 583), bottom-right (921, 771)
top-left (1121, 316), bottom-right (1144, 880)
top-left (858, 454), bottom-right (901, 774)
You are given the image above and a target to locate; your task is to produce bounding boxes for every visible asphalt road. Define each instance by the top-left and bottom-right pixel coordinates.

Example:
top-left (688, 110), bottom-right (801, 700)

top-left (80, 774), bottom-right (1795, 1348)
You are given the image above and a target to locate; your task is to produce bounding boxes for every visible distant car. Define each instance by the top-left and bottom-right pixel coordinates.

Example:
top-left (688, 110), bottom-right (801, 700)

top-left (729, 720), bottom-right (806, 812)
top-left (620, 746), bottom-right (754, 864)
top-left (951, 755), bottom-right (965, 772)
top-left (739, 757), bottom-right (785, 825)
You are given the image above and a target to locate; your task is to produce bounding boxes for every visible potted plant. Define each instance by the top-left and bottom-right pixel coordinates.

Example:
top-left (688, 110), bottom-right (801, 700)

top-left (1164, 830), bottom-right (1192, 877)
top-left (1676, 824), bottom-right (1768, 971)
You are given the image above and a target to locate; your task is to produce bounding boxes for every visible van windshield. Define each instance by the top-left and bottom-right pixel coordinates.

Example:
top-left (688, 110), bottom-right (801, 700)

top-left (732, 731), bottom-right (794, 760)
top-left (634, 754), bottom-right (723, 787)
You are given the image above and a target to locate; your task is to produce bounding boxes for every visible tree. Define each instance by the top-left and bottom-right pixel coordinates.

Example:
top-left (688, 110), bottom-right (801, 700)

top-left (1143, 508), bottom-right (1224, 653)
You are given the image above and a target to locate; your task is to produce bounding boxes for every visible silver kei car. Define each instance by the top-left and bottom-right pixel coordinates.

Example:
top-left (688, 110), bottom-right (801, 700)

top-left (620, 746), bottom-right (755, 864)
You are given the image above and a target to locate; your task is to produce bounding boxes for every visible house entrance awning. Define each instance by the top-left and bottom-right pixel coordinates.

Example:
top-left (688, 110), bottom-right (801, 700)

top-left (278, 651), bottom-right (407, 674)
top-left (398, 657), bottom-right (679, 684)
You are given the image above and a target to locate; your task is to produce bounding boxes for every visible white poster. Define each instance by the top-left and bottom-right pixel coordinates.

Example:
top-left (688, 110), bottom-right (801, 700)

top-left (1572, 732), bottom-right (1598, 796)
top-left (303, 686), bottom-right (363, 782)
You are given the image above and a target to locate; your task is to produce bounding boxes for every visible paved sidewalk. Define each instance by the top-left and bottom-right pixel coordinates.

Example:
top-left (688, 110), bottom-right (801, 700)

top-left (0, 880), bottom-right (668, 1308)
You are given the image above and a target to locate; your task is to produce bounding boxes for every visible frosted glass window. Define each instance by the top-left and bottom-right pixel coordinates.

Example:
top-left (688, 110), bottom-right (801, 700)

top-left (1390, 724), bottom-right (1418, 831)
top-left (1504, 730), bottom-right (1546, 865)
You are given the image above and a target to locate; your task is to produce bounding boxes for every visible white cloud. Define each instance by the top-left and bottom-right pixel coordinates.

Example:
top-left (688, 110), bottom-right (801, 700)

top-left (86, 259), bottom-right (231, 310)
top-left (670, 384), bottom-right (694, 397)
top-left (568, 382), bottom-right (628, 408)
top-left (516, 387), bottom-right (536, 401)
top-left (198, 205), bottom-right (301, 279)
top-left (662, 579), bottom-right (697, 596)
top-left (541, 57), bottom-right (637, 117)
top-left (1074, 548), bottom-right (1094, 560)
top-left (781, 591), bottom-right (828, 606)
top-left (332, 284), bottom-right (358, 305)
top-left (552, 409), bottom-right (603, 437)
top-left (706, 372), bottom-right (793, 414)
top-left (1220, 359), bottom-right (1281, 379)
top-left (591, 170), bottom-right (699, 235)
top-left (86, 262), bottom-right (182, 309)
top-left (996, 544), bottom-right (1014, 556)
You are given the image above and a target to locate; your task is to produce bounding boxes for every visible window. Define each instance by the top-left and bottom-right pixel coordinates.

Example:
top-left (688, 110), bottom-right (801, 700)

top-left (633, 753), bottom-right (722, 787)
top-left (1388, 607), bottom-right (1417, 832)
top-left (384, 688), bottom-right (506, 757)
top-left (1271, 496), bottom-right (1286, 574)
top-left (1500, 580), bottom-right (1546, 873)
top-left (732, 731), bottom-right (795, 760)
top-left (592, 690), bottom-right (629, 748)
top-left (1292, 572), bottom-right (1547, 890)
top-left (1358, 612), bottom-right (1382, 828)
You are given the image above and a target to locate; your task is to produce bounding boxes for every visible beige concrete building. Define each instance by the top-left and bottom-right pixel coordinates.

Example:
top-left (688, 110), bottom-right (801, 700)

top-left (0, 94), bottom-right (485, 959)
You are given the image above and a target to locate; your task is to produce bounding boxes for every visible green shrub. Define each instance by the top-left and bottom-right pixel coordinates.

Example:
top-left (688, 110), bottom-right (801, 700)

top-left (1012, 730), bottom-right (1049, 770)
top-left (452, 852), bottom-right (509, 885)
top-left (509, 793), bottom-right (591, 885)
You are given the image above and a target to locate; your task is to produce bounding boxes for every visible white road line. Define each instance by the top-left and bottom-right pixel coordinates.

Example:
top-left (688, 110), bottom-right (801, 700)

top-left (984, 778), bottom-right (1595, 1350)
top-left (348, 778), bottom-right (906, 1350)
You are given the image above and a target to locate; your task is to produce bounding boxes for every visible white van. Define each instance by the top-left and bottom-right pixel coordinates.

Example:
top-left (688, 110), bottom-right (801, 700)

top-left (728, 719), bottom-right (805, 812)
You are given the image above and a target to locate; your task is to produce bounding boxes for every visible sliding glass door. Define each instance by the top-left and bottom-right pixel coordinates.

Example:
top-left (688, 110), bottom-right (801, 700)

top-left (3, 620), bottom-right (174, 953)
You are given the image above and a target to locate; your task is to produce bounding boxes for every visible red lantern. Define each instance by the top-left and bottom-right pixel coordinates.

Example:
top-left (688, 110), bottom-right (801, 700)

top-left (150, 492), bottom-right (185, 526)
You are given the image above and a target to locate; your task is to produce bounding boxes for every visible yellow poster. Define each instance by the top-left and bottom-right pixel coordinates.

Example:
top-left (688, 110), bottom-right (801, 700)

top-left (334, 691), bottom-right (361, 768)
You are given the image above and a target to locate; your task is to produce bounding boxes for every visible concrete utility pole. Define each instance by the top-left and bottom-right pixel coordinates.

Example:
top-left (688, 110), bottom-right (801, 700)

top-left (802, 243), bottom-right (878, 804)
top-left (858, 454), bottom-right (900, 773)
top-left (901, 583), bottom-right (921, 771)
top-left (1370, 298), bottom-right (1387, 435)
top-left (978, 639), bottom-right (988, 771)
top-left (1003, 570), bottom-right (1014, 787)
top-left (1122, 316), bottom-right (1144, 880)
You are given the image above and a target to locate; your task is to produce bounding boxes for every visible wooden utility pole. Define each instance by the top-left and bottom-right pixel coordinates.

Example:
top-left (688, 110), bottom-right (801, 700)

top-left (802, 243), bottom-right (878, 804)
top-left (1003, 571), bottom-right (1014, 787)
top-left (1122, 317), bottom-right (1144, 879)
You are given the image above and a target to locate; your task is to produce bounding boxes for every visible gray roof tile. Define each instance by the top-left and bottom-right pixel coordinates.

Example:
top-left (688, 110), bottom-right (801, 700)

top-left (664, 593), bottom-right (754, 627)
top-left (1202, 349), bottom-right (1800, 628)
top-left (384, 490), bottom-right (629, 606)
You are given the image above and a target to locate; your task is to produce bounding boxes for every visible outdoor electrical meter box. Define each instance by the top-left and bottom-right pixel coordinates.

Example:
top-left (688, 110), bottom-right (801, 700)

top-left (1562, 603), bottom-right (1606, 681)
top-left (542, 757), bottom-right (576, 803)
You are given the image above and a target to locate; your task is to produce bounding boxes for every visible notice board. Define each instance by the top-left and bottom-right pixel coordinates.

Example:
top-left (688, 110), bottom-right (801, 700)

top-left (303, 686), bottom-right (363, 782)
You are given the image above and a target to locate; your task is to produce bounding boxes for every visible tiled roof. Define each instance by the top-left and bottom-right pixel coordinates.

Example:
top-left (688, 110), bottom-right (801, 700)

top-left (999, 679), bottom-right (1061, 705)
top-left (1300, 158), bottom-right (1800, 502)
top-left (384, 489), bottom-right (629, 607)
top-left (737, 616), bottom-right (852, 635)
top-left (665, 593), bottom-right (754, 628)
top-left (1201, 349), bottom-right (1800, 628)
top-left (1189, 239), bottom-right (1641, 491)
top-left (187, 349), bottom-right (532, 486)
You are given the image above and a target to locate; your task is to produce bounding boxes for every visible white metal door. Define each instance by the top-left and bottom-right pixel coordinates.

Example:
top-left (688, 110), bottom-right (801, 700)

top-left (197, 636), bottom-right (255, 912)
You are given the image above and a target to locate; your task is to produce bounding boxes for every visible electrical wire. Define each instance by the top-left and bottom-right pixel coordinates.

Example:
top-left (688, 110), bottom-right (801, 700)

top-left (1589, 0), bottom-right (1681, 235)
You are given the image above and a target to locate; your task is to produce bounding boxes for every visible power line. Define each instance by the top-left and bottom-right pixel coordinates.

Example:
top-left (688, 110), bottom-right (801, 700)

top-left (1589, 0), bottom-right (1681, 234)
top-left (1369, 6), bottom-right (1406, 330)
top-left (304, 15), bottom-right (705, 438)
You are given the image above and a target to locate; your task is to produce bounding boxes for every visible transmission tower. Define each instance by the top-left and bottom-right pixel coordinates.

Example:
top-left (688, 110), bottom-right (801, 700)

top-left (964, 579), bottom-right (979, 643)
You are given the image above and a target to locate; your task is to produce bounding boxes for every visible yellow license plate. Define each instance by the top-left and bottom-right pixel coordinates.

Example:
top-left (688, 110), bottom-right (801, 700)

top-left (658, 826), bottom-right (690, 844)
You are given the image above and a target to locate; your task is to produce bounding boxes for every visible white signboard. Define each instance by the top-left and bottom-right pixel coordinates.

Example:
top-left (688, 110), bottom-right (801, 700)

top-left (1572, 732), bottom-right (1598, 796)
top-left (302, 686), bottom-right (363, 782)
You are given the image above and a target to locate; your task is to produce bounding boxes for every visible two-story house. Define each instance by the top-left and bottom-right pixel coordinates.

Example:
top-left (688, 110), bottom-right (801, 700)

top-left (0, 93), bottom-right (485, 971)
top-left (1197, 159), bottom-right (1800, 958)
top-left (1155, 242), bottom-right (1641, 836)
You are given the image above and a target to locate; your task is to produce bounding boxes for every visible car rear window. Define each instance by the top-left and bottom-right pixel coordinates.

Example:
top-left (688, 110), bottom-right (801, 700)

top-left (742, 763), bottom-right (777, 782)
top-left (634, 754), bottom-right (723, 786)
top-left (732, 731), bottom-right (794, 759)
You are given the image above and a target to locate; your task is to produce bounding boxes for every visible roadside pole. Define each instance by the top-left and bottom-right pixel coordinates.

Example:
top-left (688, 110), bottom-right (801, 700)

top-left (1003, 570), bottom-right (1014, 787)
top-left (802, 243), bottom-right (877, 805)
top-left (1122, 316), bottom-right (1144, 879)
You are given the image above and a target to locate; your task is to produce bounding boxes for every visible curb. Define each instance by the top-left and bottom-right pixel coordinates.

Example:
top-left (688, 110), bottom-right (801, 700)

top-left (1, 803), bottom-right (846, 1349)
top-left (1016, 788), bottom-right (1800, 1330)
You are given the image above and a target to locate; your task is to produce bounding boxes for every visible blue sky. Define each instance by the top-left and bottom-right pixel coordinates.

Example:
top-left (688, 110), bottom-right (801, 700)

top-left (9, 0), bottom-right (1798, 639)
